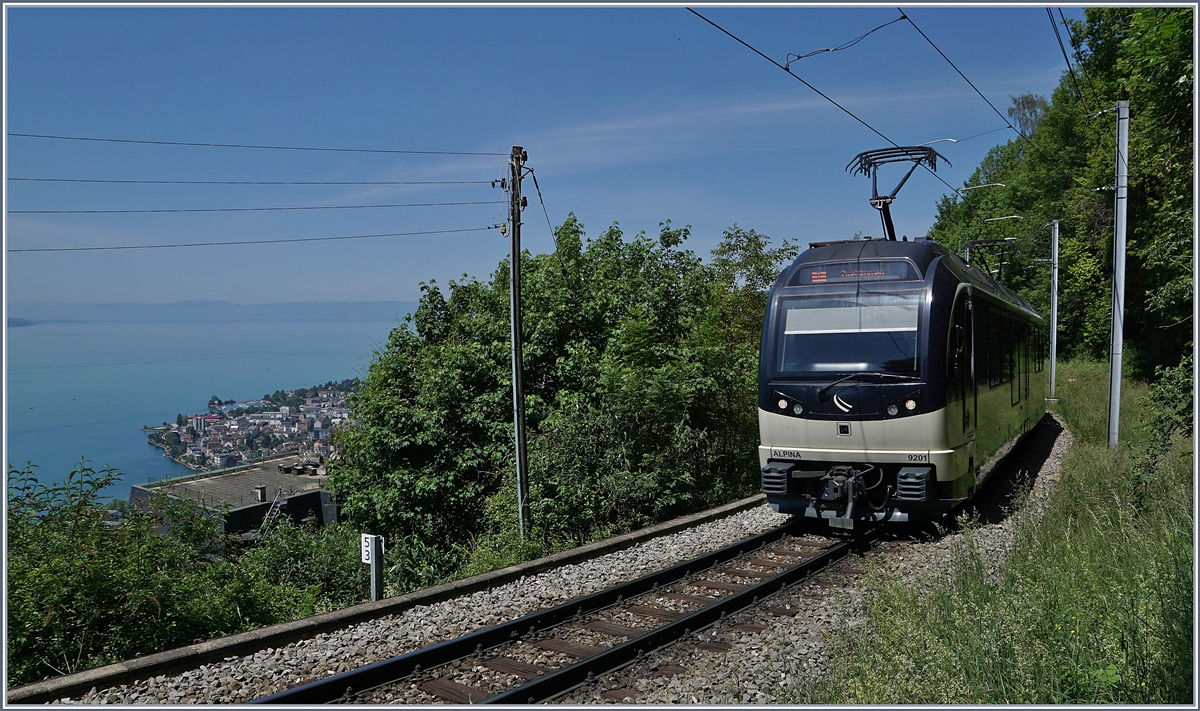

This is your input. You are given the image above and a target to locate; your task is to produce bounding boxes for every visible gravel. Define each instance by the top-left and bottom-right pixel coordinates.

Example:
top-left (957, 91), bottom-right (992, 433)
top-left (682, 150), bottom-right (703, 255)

top-left (54, 414), bottom-right (1069, 706)
top-left (556, 413), bottom-right (1072, 704)
top-left (55, 504), bottom-right (790, 704)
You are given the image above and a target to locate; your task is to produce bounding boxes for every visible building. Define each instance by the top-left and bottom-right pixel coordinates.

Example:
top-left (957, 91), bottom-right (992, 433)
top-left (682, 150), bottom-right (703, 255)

top-left (129, 454), bottom-right (337, 535)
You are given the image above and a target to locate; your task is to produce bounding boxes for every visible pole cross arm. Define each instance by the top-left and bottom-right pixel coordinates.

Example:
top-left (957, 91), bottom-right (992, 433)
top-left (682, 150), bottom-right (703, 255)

top-left (961, 238), bottom-right (1013, 272)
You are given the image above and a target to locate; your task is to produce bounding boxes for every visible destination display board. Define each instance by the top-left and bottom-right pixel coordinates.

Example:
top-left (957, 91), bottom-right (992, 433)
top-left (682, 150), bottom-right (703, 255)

top-left (789, 260), bottom-right (919, 286)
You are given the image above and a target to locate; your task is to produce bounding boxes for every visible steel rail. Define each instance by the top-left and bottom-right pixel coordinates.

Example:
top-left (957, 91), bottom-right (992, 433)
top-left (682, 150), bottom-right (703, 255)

top-left (485, 527), bottom-right (876, 704)
top-left (252, 521), bottom-right (809, 704)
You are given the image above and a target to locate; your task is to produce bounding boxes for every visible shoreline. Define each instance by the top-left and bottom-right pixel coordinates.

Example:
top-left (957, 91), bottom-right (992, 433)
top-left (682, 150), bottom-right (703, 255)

top-left (147, 438), bottom-right (207, 471)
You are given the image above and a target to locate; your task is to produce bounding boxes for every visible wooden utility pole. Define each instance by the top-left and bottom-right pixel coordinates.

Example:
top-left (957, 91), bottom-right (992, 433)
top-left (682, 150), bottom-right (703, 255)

top-left (508, 146), bottom-right (531, 538)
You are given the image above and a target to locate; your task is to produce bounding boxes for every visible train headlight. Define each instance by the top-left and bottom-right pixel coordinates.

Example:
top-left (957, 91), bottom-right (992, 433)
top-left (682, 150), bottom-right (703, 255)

top-left (904, 399), bottom-right (918, 412)
top-left (777, 399), bottom-right (788, 410)
top-left (886, 403), bottom-right (899, 416)
top-left (793, 402), bottom-right (804, 415)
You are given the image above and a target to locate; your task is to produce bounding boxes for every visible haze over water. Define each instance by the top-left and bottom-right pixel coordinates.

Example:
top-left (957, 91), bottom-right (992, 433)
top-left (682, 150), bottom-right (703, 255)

top-left (6, 311), bottom-right (409, 502)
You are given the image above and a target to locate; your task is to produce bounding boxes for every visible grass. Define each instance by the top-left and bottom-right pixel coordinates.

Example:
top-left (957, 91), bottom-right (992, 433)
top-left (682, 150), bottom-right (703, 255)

top-left (785, 359), bottom-right (1193, 704)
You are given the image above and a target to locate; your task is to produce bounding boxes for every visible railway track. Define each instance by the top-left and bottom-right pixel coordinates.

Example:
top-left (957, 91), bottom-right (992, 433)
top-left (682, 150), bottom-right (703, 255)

top-left (253, 521), bottom-right (876, 705)
top-left (18, 416), bottom-right (1065, 706)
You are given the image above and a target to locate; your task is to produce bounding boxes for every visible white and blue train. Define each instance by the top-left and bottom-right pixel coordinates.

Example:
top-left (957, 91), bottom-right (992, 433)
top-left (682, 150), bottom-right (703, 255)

top-left (758, 236), bottom-right (1047, 528)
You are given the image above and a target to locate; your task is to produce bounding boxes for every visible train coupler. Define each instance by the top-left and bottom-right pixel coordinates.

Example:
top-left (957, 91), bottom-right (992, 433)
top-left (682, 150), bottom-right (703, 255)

top-left (809, 463), bottom-right (901, 529)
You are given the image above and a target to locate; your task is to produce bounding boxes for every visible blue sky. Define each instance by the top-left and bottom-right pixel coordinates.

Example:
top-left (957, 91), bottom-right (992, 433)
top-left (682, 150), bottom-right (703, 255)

top-left (5, 5), bottom-right (1084, 304)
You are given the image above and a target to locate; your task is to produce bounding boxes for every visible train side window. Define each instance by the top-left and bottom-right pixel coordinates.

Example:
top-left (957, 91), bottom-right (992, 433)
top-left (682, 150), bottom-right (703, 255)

top-left (988, 306), bottom-right (1004, 388)
top-left (947, 294), bottom-right (973, 432)
top-left (1036, 327), bottom-right (1046, 372)
top-left (1006, 315), bottom-right (1015, 386)
top-left (995, 313), bottom-right (1003, 387)
top-left (1010, 320), bottom-right (1029, 406)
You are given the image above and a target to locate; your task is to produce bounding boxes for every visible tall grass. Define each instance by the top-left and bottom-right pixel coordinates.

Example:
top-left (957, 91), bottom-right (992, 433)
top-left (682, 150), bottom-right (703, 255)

top-left (788, 360), bottom-right (1193, 703)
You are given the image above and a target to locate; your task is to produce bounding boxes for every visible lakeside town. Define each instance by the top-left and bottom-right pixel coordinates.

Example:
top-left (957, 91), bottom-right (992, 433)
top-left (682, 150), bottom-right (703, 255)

top-left (146, 380), bottom-right (355, 471)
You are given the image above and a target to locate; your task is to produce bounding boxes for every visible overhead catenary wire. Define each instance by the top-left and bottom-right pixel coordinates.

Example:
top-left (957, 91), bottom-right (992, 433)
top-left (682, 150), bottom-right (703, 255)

top-left (686, 7), bottom-right (960, 196)
top-left (897, 9), bottom-right (1019, 133)
top-left (1057, 8), bottom-right (1102, 105)
top-left (897, 8), bottom-right (1058, 168)
top-left (7, 133), bottom-right (508, 156)
top-left (12, 200), bottom-right (504, 214)
top-left (8, 177), bottom-right (492, 185)
top-left (785, 13), bottom-right (906, 67)
top-left (1046, 8), bottom-right (1085, 102)
top-left (956, 126), bottom-right (1011, 143)
top-left (9, 226), bottom-right (498, 253)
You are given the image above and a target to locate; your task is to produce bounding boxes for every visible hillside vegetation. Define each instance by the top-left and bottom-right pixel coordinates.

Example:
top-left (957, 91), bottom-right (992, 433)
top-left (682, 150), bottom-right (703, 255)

top-left (329, 220), bottom-right (798, 590)
top-left (7, 6), bottom-right (1190, 693)
top-left (786, 8), bottom-right (1194, 701)
top-left (795, 360), bottom-right (1192, 704)
top-left (929, 7), bottom-right (1192, 377)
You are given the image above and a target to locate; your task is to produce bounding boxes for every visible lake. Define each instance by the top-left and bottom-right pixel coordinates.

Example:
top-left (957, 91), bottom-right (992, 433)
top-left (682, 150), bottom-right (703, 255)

top-left (6, 319), bottom-right (404, 502)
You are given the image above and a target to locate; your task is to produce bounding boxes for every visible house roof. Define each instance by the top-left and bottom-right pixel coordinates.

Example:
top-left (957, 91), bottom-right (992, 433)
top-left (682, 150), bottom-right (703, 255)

top-left (136, 455), bottom-right (328, 511)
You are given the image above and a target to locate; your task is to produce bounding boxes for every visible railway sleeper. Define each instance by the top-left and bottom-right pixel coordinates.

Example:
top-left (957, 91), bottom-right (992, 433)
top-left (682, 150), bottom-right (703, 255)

top-left (254, 524), bottom-right (866, 705)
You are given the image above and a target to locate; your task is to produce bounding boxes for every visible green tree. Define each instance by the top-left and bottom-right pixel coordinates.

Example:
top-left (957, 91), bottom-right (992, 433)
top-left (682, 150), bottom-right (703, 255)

top-left (1007, 92), bottom-right (1049, 136)
top-left (930, 7), bottom-right (1192, 376)
top-left (331, 216), bottom-right (796, 591)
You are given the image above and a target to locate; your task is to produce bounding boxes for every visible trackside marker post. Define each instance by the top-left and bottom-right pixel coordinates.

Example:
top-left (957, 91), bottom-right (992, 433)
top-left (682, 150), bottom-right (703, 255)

top-left (361, 534), bottom-right (385, 601)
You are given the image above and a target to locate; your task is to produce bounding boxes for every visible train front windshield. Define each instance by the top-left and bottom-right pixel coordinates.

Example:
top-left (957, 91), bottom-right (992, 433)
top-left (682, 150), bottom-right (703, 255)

top-left (775, 289), bottom-right (923, 377)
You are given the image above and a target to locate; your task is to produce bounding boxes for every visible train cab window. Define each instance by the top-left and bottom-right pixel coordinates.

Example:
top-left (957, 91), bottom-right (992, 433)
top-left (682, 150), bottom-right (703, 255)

top-left (789, 260), bottom-right (919, 286)
top-left (774, 289), bottom-right (922, 377)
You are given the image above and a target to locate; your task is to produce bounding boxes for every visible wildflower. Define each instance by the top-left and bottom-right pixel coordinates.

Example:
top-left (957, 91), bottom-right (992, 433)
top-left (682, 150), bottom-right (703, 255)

top-left (1071, 630), bottom-right (1076, 634)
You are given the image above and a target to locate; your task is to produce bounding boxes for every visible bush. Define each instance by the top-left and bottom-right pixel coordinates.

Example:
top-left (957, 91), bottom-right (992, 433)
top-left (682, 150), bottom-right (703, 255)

top-left (790, 359), bottom-right (1192, 703)
top-left (6, 461), bottom-right (375, 688)
top-left (333, 217), bottom-right (795, 589)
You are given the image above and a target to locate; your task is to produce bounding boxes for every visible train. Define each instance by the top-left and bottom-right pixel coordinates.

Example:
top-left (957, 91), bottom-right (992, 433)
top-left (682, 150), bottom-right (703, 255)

top-left (757, 235), bottom-right (1047, 529)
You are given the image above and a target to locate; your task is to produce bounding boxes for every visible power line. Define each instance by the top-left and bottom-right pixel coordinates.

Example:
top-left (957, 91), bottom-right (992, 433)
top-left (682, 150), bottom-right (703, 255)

top-left (688, 9), bottom-right (892, 145)
top-left (686, 8), bottom-right (960, 195)
top-left (1057, 8), bottom-right (1102, 105)
top-left (11, 200), bottom-right (504, 214)
top-left (8, 177), bottom-right (492, 185)
top-left (957, 126), bottom-right (1011, 142)
top-left (1047, 8), bottom-right (1085, 102)
top-left (898, 8), bottom-right (1058, 167)
top-left (898, 10), bottom-right (1017, 132)
top-left (526, 168), bottom-right (558, 245)
top-left (9, 226), bottom-right (498, 253)
top-left (785, 14), bottom-right (906, 67)
top-left (7, 133), bottom-right (508, 156)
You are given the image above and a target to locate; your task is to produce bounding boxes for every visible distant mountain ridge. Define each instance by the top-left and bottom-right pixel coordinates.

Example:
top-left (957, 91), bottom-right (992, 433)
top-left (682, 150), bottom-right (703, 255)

top-left (9, 300), bottom-right (420, 324)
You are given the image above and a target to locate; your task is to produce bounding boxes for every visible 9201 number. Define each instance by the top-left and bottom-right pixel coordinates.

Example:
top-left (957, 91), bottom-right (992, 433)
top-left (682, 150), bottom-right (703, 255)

top-left (907, 453), bottom-right (929, 462)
